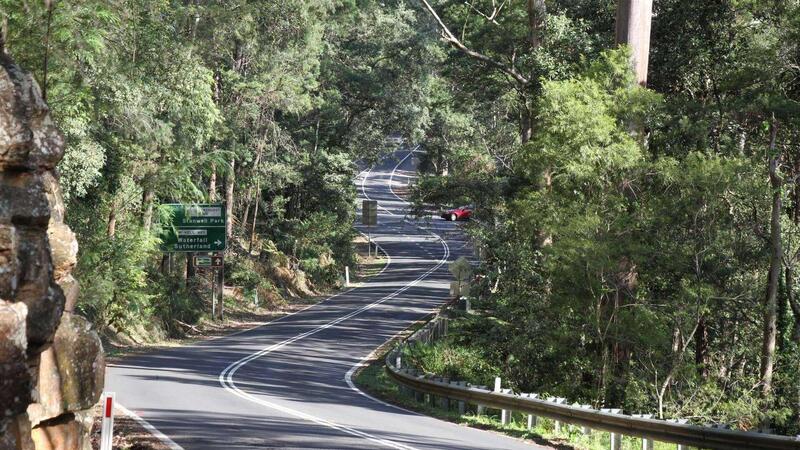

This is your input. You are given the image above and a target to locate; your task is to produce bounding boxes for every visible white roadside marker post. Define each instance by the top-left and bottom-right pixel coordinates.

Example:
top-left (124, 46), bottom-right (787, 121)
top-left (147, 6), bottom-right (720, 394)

top-left (548, 397), bottom-right (567, 433)
top-left (579, 404), bottom-right (593, 435)
top-left (632, 414), bottom-right (654, 450)
top-left (100, 392), bottom-right (115, 450)
top-left (601, 408), bottom-right (623, 450)
top-left (345, 266), bottom-right (350, 287)
top-left (526, 393), bottom-right (539, 429)
top-left (494, 377), bottom-right (510, 425)
top-left (457, 382), bottom-right (467, 414)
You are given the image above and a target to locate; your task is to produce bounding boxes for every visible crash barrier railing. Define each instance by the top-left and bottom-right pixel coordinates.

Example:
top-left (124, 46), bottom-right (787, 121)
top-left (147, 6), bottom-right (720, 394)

top-left (384, 310), bottom-right (800, 450)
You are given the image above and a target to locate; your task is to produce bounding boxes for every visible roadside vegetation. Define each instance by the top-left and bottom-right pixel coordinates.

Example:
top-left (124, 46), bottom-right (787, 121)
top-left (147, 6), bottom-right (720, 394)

top-left (355, 353), bottom-right (678, 450)
top-left (5, 0), bottom-right (800, 438)
top-left (0, 1), bottom-right (436, 343)
top-left (410, 0), bottom-right (800, 435)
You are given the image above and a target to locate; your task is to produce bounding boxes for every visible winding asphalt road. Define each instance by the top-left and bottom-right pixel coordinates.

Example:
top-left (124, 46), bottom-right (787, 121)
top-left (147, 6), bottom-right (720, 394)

top-left (106, 149), bottom-right (542, 449)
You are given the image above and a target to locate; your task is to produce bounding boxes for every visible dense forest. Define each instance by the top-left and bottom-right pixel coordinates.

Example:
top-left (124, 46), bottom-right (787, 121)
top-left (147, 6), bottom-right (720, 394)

top-left (3, 0), bottom-right (799, 437)
top-left (410, 0), bottom-right (800, 434)
top-left (0, 0), bottom-right (440, 337)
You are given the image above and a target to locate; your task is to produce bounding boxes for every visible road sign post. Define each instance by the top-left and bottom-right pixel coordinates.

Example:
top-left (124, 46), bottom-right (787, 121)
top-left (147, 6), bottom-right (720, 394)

top-left (362, 200), bottom-right (377, 257)
top-left (160, 204), bottom-right (227, 320)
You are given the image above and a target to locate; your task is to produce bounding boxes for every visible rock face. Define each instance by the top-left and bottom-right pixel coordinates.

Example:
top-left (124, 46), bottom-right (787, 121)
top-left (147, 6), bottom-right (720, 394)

top-left (0, 53), bottom-right (104, 449)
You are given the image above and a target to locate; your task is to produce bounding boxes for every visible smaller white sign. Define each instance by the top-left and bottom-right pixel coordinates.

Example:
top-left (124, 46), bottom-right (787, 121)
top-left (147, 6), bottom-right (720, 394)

top-left (187, 206), bottom-right (222, 217)
top-left (177, 229), bottom-right (208, 236)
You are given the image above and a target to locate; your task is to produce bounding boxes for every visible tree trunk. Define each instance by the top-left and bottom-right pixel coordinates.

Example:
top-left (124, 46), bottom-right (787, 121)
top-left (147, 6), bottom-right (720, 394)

top-left (695, 315), bottom-right (709, 379)
top-left (241, 187), bottom-right (252, 234)
top-left (0, 15), bottom-right (7, 53)
top-left (249, 181), bottom-right (260, 254)
top-left (761, 117), bottom-right (781, 396)
top-left (615, 0), bottom-right (653, 86)
top-left (209, 163), bottom-right (217, 201)
top-left (142, 187), bottom-right (154, 231)
top-left (107, 207), bottom-right (116, 238)
top-left (527, 0), bottom-right (547, 49)
top-left (225, 158), bottom-right (235, 239)
top-left (788, 266), bottom-right (800, 343)
top-left (186, 252), bottom-right (195, 288)
top-left (42, 0), bottom-right (54, 101)
top-left (526, 0), bottom-right (546, 49)
top-left (520, 104), bottom-right (533, 144)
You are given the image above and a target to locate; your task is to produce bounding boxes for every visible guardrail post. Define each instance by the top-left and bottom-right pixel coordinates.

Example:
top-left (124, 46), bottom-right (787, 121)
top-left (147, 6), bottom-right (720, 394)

top-left (501, 388), bottom-right (513, 425)
top-left (601, 408), bottom-right (623, 450)
top-left (413, 371), bottom-right (424, 402)
top-left (456, 381), bottom-right (467, 414)
top-left (549, 397), bottom-right (566, 433)
top-left (610, 432), bottom-right (622, 450)
top-left (439, 378), bottom-right (450, 409)
top-left (427, 377), bottom-right (437, 407)
top-left (632, 414), bottom-right (654, 450)
top-left (494, 377), bottom-right (511, 425)
top-left (578, 404), bottom-right (593, 435)
top-left (476, 385), bottom-right (488, 415)
top-left (525, 394), bottom-right (539, 429)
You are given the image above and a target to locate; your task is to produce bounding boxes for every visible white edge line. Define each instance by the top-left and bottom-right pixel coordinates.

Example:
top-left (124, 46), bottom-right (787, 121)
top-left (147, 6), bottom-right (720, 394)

top-left (217, 158), bottom-right (446, 450)
top-left (345, 146), bottom-right (444, 416)
top-left (115, 403), bottom-right (184, 450)
top-left (106, 167), bottom-right (393, 447)
top-left (219, 232), bottom-right (441, 450)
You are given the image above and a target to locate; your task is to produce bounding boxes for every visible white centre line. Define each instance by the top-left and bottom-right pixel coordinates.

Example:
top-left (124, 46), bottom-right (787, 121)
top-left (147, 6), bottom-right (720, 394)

top-left (219, 147), bottom-right (450, 450)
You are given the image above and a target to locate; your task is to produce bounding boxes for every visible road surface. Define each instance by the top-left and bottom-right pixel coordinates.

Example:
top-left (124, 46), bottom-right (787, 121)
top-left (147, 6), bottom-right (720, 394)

top-left (106, 149), bottom-right (542, 449)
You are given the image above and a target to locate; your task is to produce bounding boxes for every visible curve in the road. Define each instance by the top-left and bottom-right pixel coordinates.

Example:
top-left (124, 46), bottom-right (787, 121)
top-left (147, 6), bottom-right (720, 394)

top-left (106, 148), bottom-right (543, 450)
top-left (219, 148), bottom-right (448, 450)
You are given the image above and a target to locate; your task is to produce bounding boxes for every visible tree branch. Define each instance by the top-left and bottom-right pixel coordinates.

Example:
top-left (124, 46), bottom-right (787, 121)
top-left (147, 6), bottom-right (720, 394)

top-left (419, 0), bottom-right (530, 86)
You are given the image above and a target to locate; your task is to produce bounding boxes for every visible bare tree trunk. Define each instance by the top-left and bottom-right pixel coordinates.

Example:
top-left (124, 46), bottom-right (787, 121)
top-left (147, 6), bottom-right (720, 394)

top-left (656, 320), bottom-right (700, 418)
top-left (208, 163), bottom-right (217, 201)
top-left (615, 0), bottom-right (653, 86)
top-left (761, 117), bottom-right (781, 396)
top-left (526, 0), bottom-right (546, 49)
top-left (0, 15), bottom-right (7, 53)
top-left (42, 0), bottom-right (55, 101)
top-left (107, 207), bottom-right (116, 238)
top-left (142, 187), bottom-right (154, 231)
top-left (788, 267), bottom-right (800, 343)
top-left (185, 252), bottom-right (195, 288)
top-left (520, 104), bottom-right (533, 144)
top-left (249, 180), bottom-right (260, 254)
top-left (225, 158), bottom-right (235, 239)
top-left (241, 187), bottom-right (252, 233)
top-left (695, 315), bottom-right (709, 379)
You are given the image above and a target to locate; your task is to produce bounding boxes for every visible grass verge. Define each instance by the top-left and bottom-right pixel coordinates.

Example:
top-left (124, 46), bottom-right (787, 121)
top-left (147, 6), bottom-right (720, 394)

top-left (353, 353), bottom-right (687, 450)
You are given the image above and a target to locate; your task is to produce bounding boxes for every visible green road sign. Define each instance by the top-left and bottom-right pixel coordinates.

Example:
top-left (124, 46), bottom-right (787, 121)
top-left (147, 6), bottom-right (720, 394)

top-left (160, 203), bottom-right (227, 252)
top-left (362, 200), bottom-right (378, 226)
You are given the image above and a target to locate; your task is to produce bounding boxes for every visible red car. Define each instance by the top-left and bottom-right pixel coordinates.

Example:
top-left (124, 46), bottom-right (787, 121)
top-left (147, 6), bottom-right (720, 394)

top-left (441, 206), bottom-right (473, 221)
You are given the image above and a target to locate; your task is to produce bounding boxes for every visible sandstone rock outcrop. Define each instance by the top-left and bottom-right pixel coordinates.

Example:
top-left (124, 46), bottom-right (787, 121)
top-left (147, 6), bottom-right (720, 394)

top-left (0, 52), bottom-right (104, 450)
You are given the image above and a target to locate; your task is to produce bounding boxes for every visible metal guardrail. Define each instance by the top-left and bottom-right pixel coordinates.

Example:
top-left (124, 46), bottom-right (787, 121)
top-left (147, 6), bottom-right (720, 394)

top-left (384, 313), bottom-right (800, 450)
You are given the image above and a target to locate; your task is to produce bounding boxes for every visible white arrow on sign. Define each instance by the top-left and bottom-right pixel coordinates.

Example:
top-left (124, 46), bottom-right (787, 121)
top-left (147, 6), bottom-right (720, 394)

top-left (214, 240), bottom-right (223, 246)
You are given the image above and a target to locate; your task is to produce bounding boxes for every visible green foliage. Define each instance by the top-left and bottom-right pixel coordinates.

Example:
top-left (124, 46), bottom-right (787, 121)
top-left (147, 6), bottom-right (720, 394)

top-left (0, 0), bottom-right (441, 341)
top-left (413, 0), bottom-right (800, 434)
